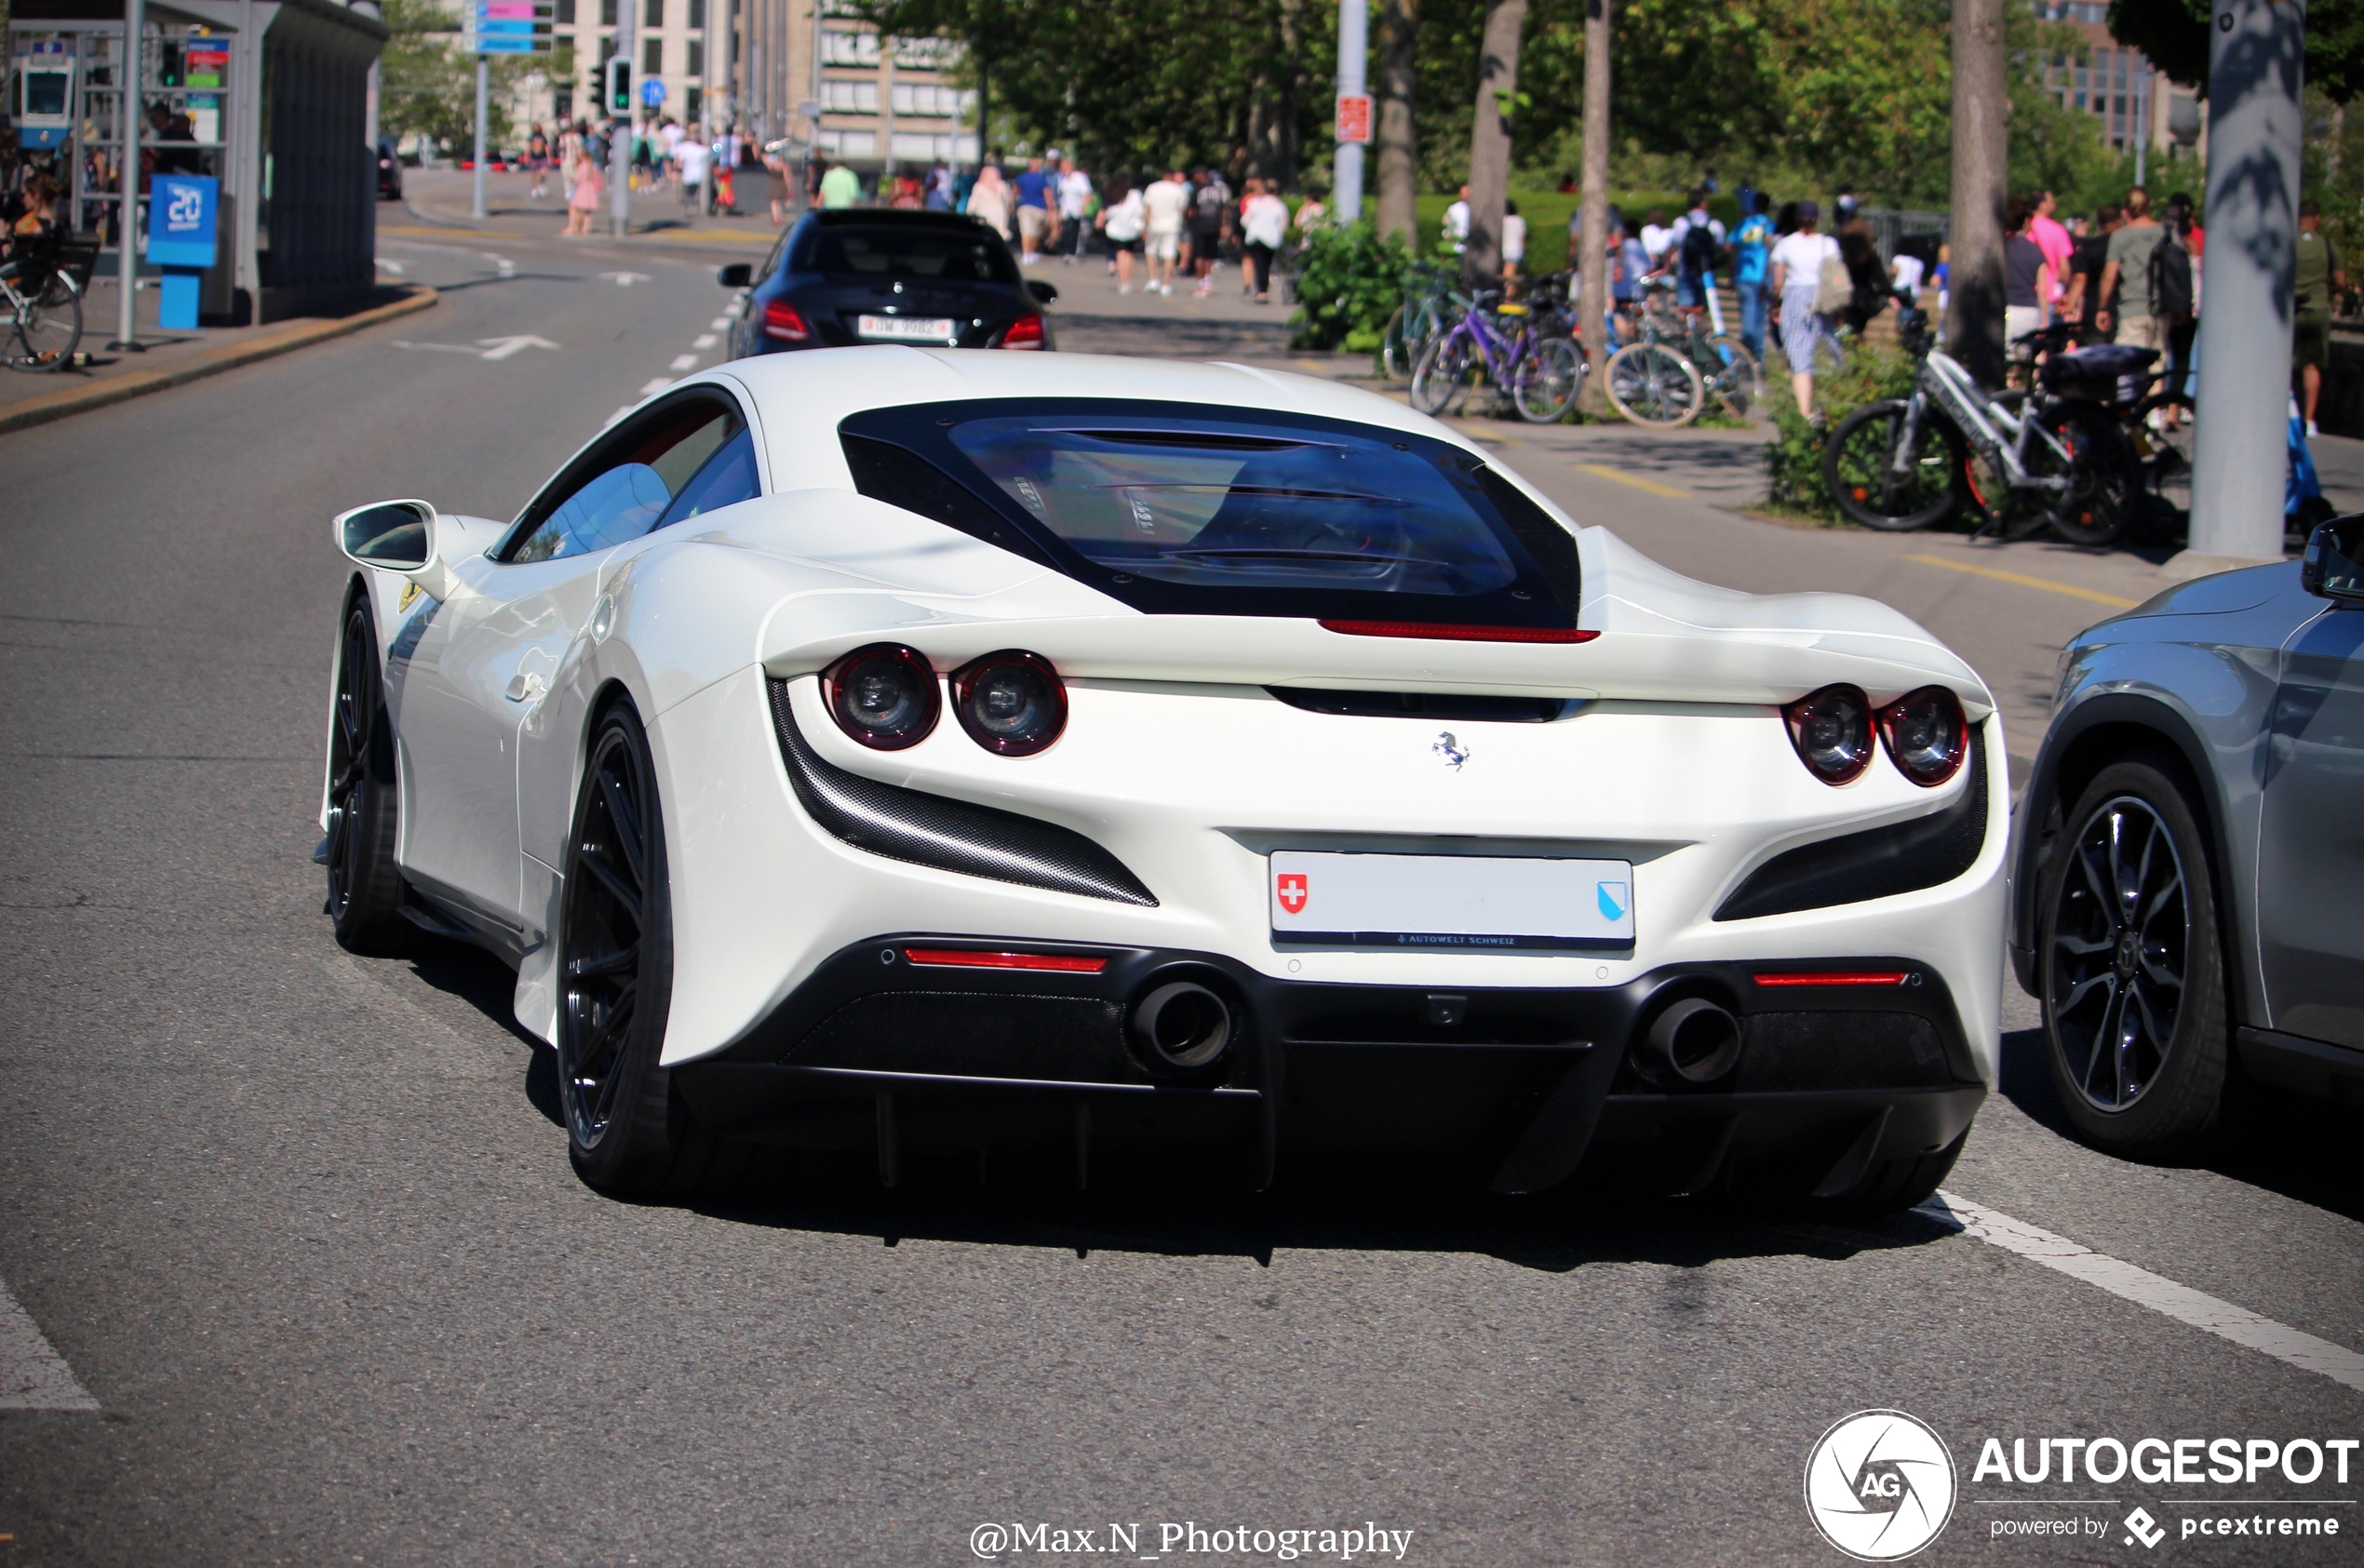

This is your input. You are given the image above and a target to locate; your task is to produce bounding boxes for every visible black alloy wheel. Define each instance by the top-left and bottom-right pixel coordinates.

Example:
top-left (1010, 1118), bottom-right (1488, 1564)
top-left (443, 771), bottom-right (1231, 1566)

top-left (558, 704), bottom-right (699, 1195)
top-left (325, 593), bottom-right (410, 954)
top-left (1823, 398), bottom-right (1967, 531)
top-left (2039, 757), bottom-right (2227, 1157)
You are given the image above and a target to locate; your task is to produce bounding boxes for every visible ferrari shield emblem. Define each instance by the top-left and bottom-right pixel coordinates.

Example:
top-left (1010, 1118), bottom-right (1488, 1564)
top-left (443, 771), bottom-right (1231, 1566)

top-left (397, 579), bottom-right (423, 612)
top-left (1276, 872), bottom-right (1309, 915)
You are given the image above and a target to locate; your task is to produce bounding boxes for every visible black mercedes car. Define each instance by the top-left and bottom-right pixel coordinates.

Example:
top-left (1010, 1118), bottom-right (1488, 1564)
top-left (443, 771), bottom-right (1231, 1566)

top-left (718, 208), bottom-right (1055, 356)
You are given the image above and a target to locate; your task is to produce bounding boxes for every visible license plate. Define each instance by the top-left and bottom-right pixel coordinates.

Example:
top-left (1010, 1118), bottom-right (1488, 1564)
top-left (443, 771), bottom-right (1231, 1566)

top-left (1269, 851), bottom-right (1634, 952)
top-left (857, 314), bottom-right (958, 342)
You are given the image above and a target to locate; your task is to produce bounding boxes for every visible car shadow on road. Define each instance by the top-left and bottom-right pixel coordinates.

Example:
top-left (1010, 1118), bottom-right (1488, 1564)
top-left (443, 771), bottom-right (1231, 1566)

top-left (1995, 1022), bottom-right (2364, 1224)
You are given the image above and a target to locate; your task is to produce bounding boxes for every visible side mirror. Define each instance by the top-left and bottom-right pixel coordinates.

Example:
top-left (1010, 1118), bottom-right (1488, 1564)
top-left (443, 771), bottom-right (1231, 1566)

top-left (2301, 515), bottom-right (2364, 603)
top-left (718, 262), bottom-right (752, 288)
top-left (333, 499), bottom-right (462, 604)
top-left (1027, 279), bottom-right (1059, 305)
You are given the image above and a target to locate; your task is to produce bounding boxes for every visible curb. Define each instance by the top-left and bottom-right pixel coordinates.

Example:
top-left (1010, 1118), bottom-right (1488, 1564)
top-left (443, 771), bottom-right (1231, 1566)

top-left (0, 286), bottom-right (439, 437)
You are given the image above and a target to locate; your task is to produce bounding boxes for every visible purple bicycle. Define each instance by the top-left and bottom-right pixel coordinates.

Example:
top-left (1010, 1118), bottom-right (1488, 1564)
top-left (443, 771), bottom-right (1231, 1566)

top-left (1408, 285), bottom-right (1586, 423)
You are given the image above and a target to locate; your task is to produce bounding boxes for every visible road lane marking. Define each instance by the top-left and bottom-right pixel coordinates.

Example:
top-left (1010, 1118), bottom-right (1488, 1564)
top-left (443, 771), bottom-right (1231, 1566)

top-left (1577, 462), bottom-right (1688, 498)
top-left (0, 1277), bottom-right (98, 1411)
top-left (1905, 554), bottom-right (2141, 610)
top-left (668, 353), bottom-right (700, 371)
top-left (709, 316), bottom-right (732, 331)
top-left (477, 335), bottom-right (560, 360)
top-left (374, 258), bottom-right (407, 275)
top-left (391, 341), bottom-right (479, 355)
top-left (599, 270), bottom-right (651, 287)
top-left (638, 377), bottom-right (674, 395)
top-left (1921, 1192), bottom-right (2364, 1395)
top-left (692, 333), bottom-right (719, 349)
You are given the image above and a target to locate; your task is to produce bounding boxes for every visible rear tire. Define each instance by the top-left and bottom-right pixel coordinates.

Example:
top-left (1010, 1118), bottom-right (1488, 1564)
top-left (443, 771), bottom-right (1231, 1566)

top-left (1513, 336), bottom-right (1584, 423)
top-left (1823, 398), bottom-right (1968, 531)
top-left (559, 704), bottom-right (705, 1197)
top-left (2038, 756), bottom-right (2228, 1159)
top-left (1603, 342), bottom-right (1703, 427)
top-left (1409, 333), bottom-right (1479, 416)
top-left (1701, 332), bottom-right (1761, 422)
top-left (324, 590), bottom-right (410, 955)
top-left (2033, 403), bottom-right (2139, 547)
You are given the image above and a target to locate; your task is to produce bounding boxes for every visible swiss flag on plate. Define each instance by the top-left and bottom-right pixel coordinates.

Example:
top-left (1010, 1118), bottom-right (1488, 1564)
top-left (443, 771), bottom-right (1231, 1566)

top-left (1276, 873), bottom-right (1310, 915)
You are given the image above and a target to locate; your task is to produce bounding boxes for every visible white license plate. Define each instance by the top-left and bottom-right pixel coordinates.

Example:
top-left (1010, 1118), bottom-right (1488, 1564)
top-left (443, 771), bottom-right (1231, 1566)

top-left (857, 314), bottom-right (958, 342)
top-left (1269, 851), bottom-right (1634, 952)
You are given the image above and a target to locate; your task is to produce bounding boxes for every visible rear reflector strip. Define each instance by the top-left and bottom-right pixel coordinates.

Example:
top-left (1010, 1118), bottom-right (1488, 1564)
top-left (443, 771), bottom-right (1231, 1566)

top-left (1752, 971), bottom-right (1911, 987)
top-left (1318, 620), bottom-right (1600, 644)
top-left (902, 947), bottom-right (1108, 973)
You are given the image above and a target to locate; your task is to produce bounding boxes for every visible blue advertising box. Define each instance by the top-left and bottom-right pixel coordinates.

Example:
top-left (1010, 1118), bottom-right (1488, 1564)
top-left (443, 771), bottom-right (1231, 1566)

top-left (148, 174), bottom-right (220, 268)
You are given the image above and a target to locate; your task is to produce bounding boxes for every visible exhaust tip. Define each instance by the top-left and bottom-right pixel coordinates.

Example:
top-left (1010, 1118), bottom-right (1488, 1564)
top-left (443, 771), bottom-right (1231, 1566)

top-left (1644, 998), bottom-right (1742, 1084)
top-left (1131, 981), bottom-right (1234, 1071)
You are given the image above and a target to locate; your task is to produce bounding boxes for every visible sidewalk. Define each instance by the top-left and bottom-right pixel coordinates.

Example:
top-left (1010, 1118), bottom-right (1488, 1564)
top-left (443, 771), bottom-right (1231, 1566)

top-left (395, 167), bottom-right (782, 251)
top-left (0, 279), bottom-right (435, 435)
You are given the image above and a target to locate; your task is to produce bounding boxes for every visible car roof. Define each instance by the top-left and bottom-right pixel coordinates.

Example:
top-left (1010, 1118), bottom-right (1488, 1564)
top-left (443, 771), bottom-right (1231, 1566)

top-left (810, 208), bottom-right (997, 233)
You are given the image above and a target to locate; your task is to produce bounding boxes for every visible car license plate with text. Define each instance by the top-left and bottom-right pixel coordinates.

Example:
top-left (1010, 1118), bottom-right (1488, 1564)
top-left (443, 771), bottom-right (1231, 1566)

top-left (1269, 851), bottom-right (1634, 951)
top-left (857, 315), bottom-right (958, 342)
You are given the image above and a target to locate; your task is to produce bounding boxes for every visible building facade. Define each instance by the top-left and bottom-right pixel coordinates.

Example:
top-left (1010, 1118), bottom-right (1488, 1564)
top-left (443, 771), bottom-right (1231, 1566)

top-left (2034, 0), bottom-right (2207, 166)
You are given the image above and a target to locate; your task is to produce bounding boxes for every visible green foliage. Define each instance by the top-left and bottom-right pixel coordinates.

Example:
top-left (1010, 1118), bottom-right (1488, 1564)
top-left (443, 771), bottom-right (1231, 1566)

top-left (2108, 0), bottom-right (2364, 103)
top-left (380, 0), bottom-right (532, 152)
top-left (1287, 221), bottom-right (1416, 352)
top-left (1762, 345), bottom-right (1921, 520)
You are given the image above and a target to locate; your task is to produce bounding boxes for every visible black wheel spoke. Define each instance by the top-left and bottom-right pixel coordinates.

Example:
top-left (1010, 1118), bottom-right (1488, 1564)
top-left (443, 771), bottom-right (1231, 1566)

top-left (578, 846), bottom-right (643, 925)
top-left (568, 943), bottom-right (638, 980)
top-left (597, 767), bottom-right (646, 886)
top-left (2049, 792), bottom-right (2191, 1113)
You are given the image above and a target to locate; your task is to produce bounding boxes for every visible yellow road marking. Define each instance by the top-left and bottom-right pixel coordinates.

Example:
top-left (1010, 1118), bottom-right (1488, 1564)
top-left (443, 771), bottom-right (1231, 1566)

top-left (1577, 462), bottom-right (1687, 498)
top-left (1904, 553), bottom-right (2140, 609)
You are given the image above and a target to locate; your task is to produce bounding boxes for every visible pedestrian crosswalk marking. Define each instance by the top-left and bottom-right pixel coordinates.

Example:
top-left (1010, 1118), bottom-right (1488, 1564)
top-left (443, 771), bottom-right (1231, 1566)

top-left (0, 1276), bottom-right (98, 1411)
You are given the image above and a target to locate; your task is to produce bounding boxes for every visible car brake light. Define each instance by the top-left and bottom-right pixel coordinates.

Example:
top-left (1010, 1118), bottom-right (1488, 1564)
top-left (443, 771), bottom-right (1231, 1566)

top-left (1781, 685), bottom-right (1874, 784)
top-left (950, 650), bottom-right (1067, 756)
top-left (1318, 620), bottom-right (1599, 643)
top-left (1753, 971), bottom-right (1910, 987)
top-left (1876, 686), bottom-right (1970, 787)
top-left (999, 314), bottom-right (1046, 350)
top-left (762, 300), bottom-right (812, 342)
top-left (902, 947), bottom-right (1107, 972)
top-left (823, 643), bottom-right (938, 749)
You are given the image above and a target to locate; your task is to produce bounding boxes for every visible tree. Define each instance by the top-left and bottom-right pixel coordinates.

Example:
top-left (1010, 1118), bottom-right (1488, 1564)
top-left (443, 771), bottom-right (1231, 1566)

top-left (1949, 0), bottom-right (2008, 388)
top-left (1575, 0), bottom-right (1610, 417)
top-left (380, 0), bottom-right (533, 152)
top-left (1376, 0), bottom-right (1420, 243)
top-left (2109, 0), bottom-right (2364, 102)
top-left (1463, 0), bottom-right (1527, 278)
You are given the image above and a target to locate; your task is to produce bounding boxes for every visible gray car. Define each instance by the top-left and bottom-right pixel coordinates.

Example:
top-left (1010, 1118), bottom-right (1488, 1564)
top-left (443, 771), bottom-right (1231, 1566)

top-left (2009, 516), bottom-right (2364, 1158)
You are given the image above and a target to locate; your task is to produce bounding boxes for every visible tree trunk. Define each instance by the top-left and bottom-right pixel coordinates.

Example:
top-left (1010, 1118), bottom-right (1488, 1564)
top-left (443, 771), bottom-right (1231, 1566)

top-left (1575, 0), bottom-right (1611, 417)
top-left (1946, 0), bottom-right (2008, 388)
top-left (1277, 0), bottom-right (1306, 190)
top-left (1463, 0), bottom-right (1526, 281)
top-left (1375, 0), bottom-right (1418, 242)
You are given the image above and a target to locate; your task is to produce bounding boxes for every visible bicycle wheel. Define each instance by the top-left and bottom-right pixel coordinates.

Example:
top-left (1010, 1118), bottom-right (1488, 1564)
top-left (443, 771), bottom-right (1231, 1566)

top-left (7, 276), bottom-right (80, 372)
top-left (1513, 336), bottom-right (1584, 424)
top-left (1702, 332), bottom-right (1762, 422)
top-left (2029, 402), bottom-right (2139, 547)
top-left (1410, 333), bottom-right (1482, 417)
top-left (1381, 301), bottom-right (1438, 381)
top-left (1822, 398), bottom-right (1967, 532)
top-left (1603, 342), bottom-right (1703, 428)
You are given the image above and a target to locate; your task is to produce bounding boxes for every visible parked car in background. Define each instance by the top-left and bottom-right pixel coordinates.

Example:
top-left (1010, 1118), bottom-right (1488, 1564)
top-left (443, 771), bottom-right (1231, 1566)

top-left (2010, 516), bottom-right (2364, 1157)
top-left (718, 208), bottom-right (1056, 356)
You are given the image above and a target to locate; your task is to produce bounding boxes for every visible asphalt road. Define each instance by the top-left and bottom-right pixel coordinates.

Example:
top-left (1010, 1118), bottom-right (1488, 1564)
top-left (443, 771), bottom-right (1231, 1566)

top-left (2, 197), bottom-right (2360, 1567)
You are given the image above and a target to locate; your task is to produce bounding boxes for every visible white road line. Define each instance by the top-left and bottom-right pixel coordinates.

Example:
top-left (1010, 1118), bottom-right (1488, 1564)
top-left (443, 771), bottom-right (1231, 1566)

top-left (692, 333), bottom-right (718, 349)
top-left (638, 377), bottom-right (675, 395)
top-left (1921, 1192), bottom-right (2364, 1396)
top-left (0, 1276), bottom-right (99, 1411)
top-left (708, 316), bottom-right (732, 331)
top-left (668, 353), bottom-right (700, 371)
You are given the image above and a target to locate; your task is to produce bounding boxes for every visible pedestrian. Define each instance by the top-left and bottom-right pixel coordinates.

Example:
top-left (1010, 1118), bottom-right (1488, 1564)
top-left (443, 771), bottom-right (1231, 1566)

top-left (527, 124), bottom-right (551, 199)
top-left (1665, 190), bottom-right (1726, 330)
top-left (1293, 184), bottom-right (1326, 235)
top-left (2097, 186), bottom-right (2165, 349)
top-left (1443, 184), bottom-right (1471, 255)
top-left (1768, 198), bottom-right (1840, 420)
top-left (2003, 195), bottom-right (2052, 354)
top-left (1057, 157), bottom-right (1094, 262)
top-left (1890, 241), bottom-right (1928, 313)
top-left (2059, 207), bottom-right (2116, 342)
top-left (1241, 177), bottom-right (1288, 303)
top-left (674, 130), bottom-right (711, 215)
top-left (1142, 168), bottom-right (1190, 296)
top-left (1833, 185), bottom-right (1860, 225)
top-left (1500, 198), bottom-right (1526, 279)
top-left (925, 161), bottom-right (953, 211)
top-left (1639, 208), bottom-right (1672, 266)
top-left (965, 163), bottom-right (1014, 238)
top-left (2294, 199), bottom-right (2346, 438)
top-left (1099, 176), bottom-right (1145, 292)
top-left (564, 148), bottom-right (603, 236)
top-left (1014, 155), bottom-right (1054, 263)
top-left (820, 157), bottom-right (862, 209)
top-left (1189, 168), bottom-right (1229, 294)
top-left (1732, 193), bottom-right (1775, 362)
top-left (2029, 189), bottom-right (2074, 313)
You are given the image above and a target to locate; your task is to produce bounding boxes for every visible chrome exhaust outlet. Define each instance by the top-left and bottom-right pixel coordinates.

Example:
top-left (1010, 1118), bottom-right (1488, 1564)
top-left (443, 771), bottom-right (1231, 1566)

top-left (1644, 998), bottom-right (1742, 1084)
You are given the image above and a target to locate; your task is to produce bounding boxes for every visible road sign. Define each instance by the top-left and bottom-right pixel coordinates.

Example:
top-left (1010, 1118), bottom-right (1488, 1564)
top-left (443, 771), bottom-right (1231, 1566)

top-left (640, 76), bottom-right (666, 107)
top-left (473, 0), bottom-right (554, 54)
top-left (1336, 92), bottom-right (1373, 145)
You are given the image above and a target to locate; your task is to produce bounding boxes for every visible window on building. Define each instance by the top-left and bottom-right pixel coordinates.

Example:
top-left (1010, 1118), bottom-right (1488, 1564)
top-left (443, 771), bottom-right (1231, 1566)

top-left (598, 33), bottom-right (616, 63)
top-left (821, 78), bottom-right (880, 114)
top-left (687, 86), bottom-right (703, 117)
top-left (643, 36), bottom-right (662, 74)
top-left (820, 29), bottom-right (880, 66)
top-left (891, 83), bottom-right (973, 118)
top-left (686, 39), bottom-right (703, 75)
top-left (557, 0), bottom-right (574, 22)
top-left (599, 0), bottom-right (615, 24)
top-left (644, 0), bottom-right (662, 29)
top-left (688, 0), bottom-right (704, 27)
top-left (893, 35), bottom-right (958, 68)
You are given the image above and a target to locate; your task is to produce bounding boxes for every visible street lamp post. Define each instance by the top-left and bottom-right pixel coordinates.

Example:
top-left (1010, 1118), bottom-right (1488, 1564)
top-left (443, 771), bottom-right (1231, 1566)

top-left (611, 0), bottom-right (637, 237)
top-left (114, 0), bottom-right (146, 352)
top-left (1334, 0), bottom-right (1366, 222)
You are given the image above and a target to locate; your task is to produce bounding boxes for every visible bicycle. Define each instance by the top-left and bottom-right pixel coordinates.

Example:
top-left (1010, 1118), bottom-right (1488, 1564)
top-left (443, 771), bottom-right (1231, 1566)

top-left (1601, 283), bottom-right (1706, 427)
top-left (1408, 288), bottom-right (1585, 424)
top-left (0, 241), bottom-right (84, 373)
top-left (1379, 261), bottom-right (1457, 382)
top-left (1821, 315), bottom-right (2166, 545)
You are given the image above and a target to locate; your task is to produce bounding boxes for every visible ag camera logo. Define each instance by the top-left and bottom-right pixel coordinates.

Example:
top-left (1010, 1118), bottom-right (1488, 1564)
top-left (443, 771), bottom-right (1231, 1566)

top-left (1805, 1410), bottom-right (1958, 1561)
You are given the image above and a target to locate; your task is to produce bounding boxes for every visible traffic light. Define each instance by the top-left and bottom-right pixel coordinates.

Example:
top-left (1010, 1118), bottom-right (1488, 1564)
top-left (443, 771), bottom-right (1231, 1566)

top-left (606, 57), bottom-right (632, 115)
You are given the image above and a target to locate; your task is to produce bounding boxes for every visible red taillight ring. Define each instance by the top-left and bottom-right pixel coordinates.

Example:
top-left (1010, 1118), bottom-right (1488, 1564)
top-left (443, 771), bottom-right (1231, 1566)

top-left (950, 649), bottom-right (1067, 756)
top-left (1781, 684), bottom-right (1876, 785)
top-left (999, 314), bottom-right (1046, 350)
top-left (762, 300), bottom-right (813, 342)
top-left (1875, 686), bottom-right (1971, 787)
top-left (823, 643), bottom-right (939, 750)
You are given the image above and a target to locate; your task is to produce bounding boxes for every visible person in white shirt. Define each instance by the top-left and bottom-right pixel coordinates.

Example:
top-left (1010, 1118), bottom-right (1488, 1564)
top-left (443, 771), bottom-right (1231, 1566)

top-left (1240, 178), bottom-right (1289, 302)
top-left (1639, 209), bottom-right (1673, 264)
top-left (1098, 179), bottom-right (1146, 291)
top-left (1443, 184), bottom-right (1471, 254)
top-left (1141, 169), bottom-right (1190, 296)
top-left (1500, 199), bottom-right (1527, 277)
top-left (1662, 197), bottom-right (1728, 331)
top-left (1768, 200), bottom-right (1843, 417)
top-left (1890, 249), bottom-right (1927, 306)
top-left (1056, 158), bottom-right (1094, 262)
top-left (673, 135), bottom-right (711, 215)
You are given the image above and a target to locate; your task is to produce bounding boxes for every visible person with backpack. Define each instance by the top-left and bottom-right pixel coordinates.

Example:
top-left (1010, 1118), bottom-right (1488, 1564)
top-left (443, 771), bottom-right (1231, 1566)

top-left (1663, 190), bottom-right (1727, 334)
top-left (1731, 194), bottom-right (1775, 362)
top-left (2097, 187), bottom-right (2166, 349)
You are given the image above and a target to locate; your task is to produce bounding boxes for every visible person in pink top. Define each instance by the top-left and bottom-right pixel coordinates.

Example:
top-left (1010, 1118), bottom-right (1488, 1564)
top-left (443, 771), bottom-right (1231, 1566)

top-left (2029, 189), bottom-right (2074, 314)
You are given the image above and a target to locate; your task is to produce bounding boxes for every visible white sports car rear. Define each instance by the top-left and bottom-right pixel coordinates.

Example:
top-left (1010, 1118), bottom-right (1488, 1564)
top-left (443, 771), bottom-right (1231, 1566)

top-left (321, 350), bottom-right (2003, 1209)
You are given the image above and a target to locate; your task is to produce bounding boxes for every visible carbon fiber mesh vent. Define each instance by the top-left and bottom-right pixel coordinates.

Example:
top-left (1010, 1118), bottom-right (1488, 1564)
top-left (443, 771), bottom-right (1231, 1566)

top-left (767, 678), bottom-right (1158, 907)
top-left (1713, 731), bottom-right (1988, 921)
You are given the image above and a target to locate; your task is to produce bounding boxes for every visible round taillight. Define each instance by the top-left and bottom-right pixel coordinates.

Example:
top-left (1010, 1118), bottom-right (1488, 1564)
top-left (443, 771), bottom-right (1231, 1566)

top-left (951, 650), bottom-right (1067, 756)
top-left (825, 644), bottom-right (939, 750)
top-left (1782, 685), bottom-right (1874, 784)
top-left (1878, 686), bottom-right (1969, 786)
